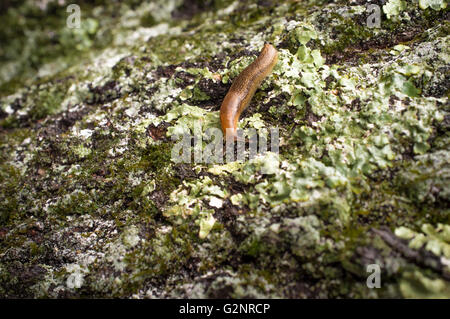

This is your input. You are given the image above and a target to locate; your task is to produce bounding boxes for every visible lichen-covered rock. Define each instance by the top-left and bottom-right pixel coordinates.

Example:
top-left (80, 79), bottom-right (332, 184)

top-left (0, 0), bottom-right (448, 298)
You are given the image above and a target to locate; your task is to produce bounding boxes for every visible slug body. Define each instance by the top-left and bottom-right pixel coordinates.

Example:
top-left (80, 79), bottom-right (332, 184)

top-left (220, 43), bottom-right (278, 140)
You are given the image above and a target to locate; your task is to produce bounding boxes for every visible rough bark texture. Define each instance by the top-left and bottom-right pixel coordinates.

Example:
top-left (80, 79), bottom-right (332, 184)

top-left (0, 0), bottom-right (449, 298)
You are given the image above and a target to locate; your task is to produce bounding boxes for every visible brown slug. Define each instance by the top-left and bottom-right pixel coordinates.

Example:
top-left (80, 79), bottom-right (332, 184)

top-left (220, 43), bottom-right (278, 140)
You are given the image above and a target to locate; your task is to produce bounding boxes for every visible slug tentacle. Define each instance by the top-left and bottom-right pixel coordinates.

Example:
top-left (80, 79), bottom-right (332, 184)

top-left (220, 43), bottom-right (278, 140)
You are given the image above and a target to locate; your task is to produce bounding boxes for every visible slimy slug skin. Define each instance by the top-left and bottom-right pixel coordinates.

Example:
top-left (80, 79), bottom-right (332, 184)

top-left (220, 43), bottom-right (278, 140)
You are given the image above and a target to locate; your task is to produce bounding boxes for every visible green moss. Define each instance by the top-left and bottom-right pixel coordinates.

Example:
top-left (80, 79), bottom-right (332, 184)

top-left (0, 0), bottom-right (448, 299)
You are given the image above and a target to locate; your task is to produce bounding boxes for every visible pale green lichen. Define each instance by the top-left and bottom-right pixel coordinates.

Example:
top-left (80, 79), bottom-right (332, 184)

top-left (383, 0), bottom-right (407, 19)
top-left (0, 0), bottom-right (448, 299)
top-left (396, 224), bottom-right (450, 262)
top-left (419, 0), bottom-right (448, 10)
top-left (400, 271), bottom-right (450, 299)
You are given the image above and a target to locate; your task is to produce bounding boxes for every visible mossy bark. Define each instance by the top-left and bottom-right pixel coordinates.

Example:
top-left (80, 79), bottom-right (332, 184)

top-left (0, 0), bottom-right (449, 298)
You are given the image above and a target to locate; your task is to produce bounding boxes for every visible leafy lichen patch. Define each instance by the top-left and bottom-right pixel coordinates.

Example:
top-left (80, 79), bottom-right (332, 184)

top-left (0, 0), bottom-right (449, 298)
